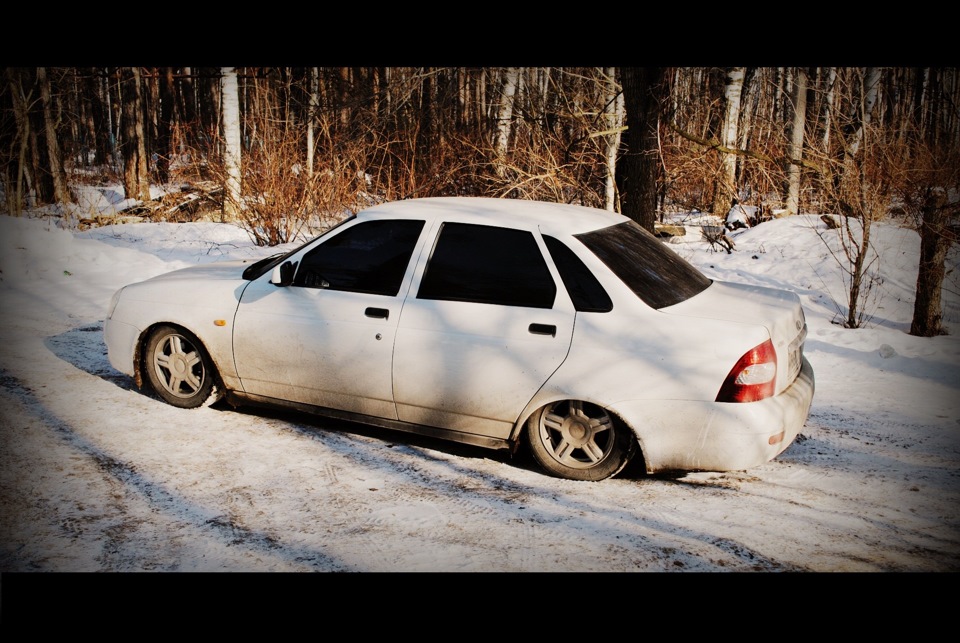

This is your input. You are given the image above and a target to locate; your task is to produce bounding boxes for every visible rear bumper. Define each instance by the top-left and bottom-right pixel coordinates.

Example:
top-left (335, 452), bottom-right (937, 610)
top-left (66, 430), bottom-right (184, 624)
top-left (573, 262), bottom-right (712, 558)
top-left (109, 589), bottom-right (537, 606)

top-left (614, 356), bottom-right (815, 473)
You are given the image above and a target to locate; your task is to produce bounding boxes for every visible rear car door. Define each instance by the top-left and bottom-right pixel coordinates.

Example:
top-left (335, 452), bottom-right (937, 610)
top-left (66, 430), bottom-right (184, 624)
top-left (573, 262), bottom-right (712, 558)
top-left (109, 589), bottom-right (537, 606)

top-left (392, 221), bottom-right (576, 439)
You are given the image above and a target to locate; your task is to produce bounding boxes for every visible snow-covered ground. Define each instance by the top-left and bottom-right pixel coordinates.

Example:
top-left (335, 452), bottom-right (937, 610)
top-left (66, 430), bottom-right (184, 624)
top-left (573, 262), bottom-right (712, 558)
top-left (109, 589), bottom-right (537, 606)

top-left (1, 186), bottom-right (958, 573)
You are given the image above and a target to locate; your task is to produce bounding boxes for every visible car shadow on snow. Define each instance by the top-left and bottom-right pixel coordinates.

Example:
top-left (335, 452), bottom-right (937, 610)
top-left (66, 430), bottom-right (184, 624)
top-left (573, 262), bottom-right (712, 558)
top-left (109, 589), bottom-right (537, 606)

top-left (222, 401), bottom-right (655, 482)
top-left (44, 322), bottom-right (654, 482)
top-left (45, 322), bottom-right (139, 393)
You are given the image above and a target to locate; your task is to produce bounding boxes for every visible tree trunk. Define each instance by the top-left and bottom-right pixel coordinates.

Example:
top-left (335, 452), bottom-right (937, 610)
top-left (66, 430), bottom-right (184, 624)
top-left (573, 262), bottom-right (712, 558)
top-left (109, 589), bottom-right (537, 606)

top-left (494, 67), bottom-right (520, 176)
top-left (307, 67), bottom-right (318, 178)
top-left (910, 190), bottom-right (951, 336)
top-left (846, 67), bottom-right (882, 160)
top-left (154, 67), bottom-right (176, 184)
top-left (908, 67), bottom-right (959, 337)
top-left (785, 67), bottom-right (809, 216)
top-left (101, 69), bottom-right (119, 171)
top-left (839, 67), bottom-right (883, 329)
top-left (619, 67), bottom-right (667, 232)
top-left (82, 68), bottom-right (109, 166)
top-left (36, 67), bottom-right (73, 205)
top-left (221, 67), bottom-right (242, 222)
top-left (120, 67), bottom-right (152, 201)
top-left (4, 68), bottom-right (35, 213)
top-left (821, 68), bottom-right (836, 151)
top-left (603, 67), bottom-right (624, 212)
top-left (714, 67), bottom-right (745, 216)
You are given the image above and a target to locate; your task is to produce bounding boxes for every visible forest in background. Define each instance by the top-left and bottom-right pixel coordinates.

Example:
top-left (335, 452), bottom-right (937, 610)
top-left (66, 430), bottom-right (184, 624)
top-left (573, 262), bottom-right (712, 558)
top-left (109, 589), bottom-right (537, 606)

top-left (1, 67), bottom-right (958, 335)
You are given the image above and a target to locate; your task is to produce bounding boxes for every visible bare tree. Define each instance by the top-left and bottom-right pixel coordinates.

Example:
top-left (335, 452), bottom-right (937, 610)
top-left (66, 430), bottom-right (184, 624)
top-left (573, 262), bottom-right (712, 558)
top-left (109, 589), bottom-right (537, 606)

top-left (36, 68), bottom-right (73, 206)
top-left (818, 67), bottom-right (837, 151)
top-left (306, 67), bottom-right (319, 179)
top-left (785, 67), bottom-right (809, 216)
top-left (814, 67), bottom-right (885, 329)
top-left (3, 68), bottom-right (36, 214)
top-left (714, 67), bottom-right (746, 216)
top-left (620, 67), bottom-right (668, 231)
top-left (154, 67), bottom-right (176, 184)
top-left (494, 67), bottom-right (520, 177)
top-left (220, 67), bottom-right (242, 222)
top-left (603, 67), bottom-right (624, 211)
top-left (120, 67), bottom-right (151, 201)
top-left (903, 68), bottom-right (960, 337)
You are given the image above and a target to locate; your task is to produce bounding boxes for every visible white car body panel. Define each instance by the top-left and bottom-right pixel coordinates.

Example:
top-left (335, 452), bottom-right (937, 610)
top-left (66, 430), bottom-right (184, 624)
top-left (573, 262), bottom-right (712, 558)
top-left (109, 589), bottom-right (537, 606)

top-left (662, 280), bottom-right (808, 393)
top-left (609, 356), bottom-right (814, 471)
top-left (104, 261), bottom-right (250, 388)
top-left (232, 280), bottom-right (402, 419)
top-left (393, 297), bottom-right (574, 439)
top-left (526, 305), bottom-right (770, 410)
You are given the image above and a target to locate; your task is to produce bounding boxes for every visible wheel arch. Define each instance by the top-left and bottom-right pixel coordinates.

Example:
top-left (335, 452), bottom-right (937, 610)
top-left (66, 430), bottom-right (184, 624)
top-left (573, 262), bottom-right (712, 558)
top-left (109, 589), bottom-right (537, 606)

top-left (512, 392), bottom-right (648, 475)
top-left (136, 321), bottom-right (228, 397)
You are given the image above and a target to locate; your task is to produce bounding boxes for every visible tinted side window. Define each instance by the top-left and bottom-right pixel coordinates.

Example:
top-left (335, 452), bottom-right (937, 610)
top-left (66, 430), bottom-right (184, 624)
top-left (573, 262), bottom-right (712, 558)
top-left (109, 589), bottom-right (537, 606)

top-left (576, 220), bottom-right (711, 309)
top-left (294, 219), bottom-right (425, 296)
top-left (543, 235), bottom-right (612, 313)
top-left (417, 223), bottom-right (556, 308)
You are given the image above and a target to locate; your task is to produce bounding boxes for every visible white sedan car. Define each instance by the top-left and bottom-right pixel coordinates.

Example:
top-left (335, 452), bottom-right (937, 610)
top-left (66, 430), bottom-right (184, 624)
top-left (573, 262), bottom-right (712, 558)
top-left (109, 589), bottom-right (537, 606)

top-left (104, 197), bottom-right (814, 481)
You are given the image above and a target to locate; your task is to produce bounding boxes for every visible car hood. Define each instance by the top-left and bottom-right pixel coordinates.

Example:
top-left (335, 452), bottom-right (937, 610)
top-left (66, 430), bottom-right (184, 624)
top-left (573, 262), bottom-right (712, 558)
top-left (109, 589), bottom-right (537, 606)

top-left (142, 260), bottom-right (251, 283)
top-left (662, 280), bottom-right (806, 348)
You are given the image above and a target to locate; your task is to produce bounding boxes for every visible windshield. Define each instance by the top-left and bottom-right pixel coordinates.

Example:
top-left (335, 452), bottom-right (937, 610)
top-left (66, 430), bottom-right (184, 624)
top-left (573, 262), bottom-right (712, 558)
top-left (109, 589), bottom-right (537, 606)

top-left (575, 220), bottom-right (711, 309)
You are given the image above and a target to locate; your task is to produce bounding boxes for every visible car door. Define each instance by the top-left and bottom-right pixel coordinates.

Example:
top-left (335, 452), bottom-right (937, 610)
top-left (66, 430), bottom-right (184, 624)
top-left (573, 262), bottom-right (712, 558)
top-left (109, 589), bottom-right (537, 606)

top-left (392, 221), bottom-right (576, 440)
top-left (232, 218), bottom-right (426, 419)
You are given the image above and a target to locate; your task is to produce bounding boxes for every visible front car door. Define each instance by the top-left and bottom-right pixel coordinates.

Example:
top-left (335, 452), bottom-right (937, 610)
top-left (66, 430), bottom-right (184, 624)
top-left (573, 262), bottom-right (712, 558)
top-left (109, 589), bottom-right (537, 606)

top-left (232, 218), bottom-right (426, 419)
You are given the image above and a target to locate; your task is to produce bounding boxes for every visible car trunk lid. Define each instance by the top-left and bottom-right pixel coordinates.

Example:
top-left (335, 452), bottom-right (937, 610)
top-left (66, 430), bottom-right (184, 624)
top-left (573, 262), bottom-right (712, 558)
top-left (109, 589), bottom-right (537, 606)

top-left (661, 280), bottom-right (808, 391)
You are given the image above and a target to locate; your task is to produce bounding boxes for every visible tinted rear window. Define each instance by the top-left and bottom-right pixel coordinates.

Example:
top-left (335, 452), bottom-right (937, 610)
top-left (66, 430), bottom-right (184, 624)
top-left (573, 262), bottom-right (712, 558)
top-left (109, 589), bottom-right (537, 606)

top-left (418, 222), bottom-right (556, 308)
top-left (575, 220), bottom-right (711, 309)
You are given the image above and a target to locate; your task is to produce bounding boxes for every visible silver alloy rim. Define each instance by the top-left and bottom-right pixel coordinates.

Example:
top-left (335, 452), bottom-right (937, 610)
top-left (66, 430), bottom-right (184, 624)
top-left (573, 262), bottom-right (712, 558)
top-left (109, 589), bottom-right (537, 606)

top-left (538, 401), bottom-right (614, 469)
top-left (153, 333), bottom-right (204, 398)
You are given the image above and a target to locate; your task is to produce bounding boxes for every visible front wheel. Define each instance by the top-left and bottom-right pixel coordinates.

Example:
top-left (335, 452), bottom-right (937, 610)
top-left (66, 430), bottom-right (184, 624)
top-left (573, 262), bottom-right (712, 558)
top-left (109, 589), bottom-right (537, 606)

top-left (143, 325), bottom-right (220, 409)
top-left (525, 400), bottom-right (636, 481)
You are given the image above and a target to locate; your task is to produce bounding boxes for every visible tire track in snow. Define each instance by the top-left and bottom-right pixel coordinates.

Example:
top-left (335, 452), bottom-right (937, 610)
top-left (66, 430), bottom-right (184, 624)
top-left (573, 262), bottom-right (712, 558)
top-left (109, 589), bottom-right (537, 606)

top-left (0, 367), bottom-right (351, 571)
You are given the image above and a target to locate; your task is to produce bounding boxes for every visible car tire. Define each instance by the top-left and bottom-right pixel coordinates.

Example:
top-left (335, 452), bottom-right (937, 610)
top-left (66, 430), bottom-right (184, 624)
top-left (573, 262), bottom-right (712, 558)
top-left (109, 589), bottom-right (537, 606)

top-left (525, 400), bottom-right (636, 481)
top-left (143, 325), bottom-right (221, 409)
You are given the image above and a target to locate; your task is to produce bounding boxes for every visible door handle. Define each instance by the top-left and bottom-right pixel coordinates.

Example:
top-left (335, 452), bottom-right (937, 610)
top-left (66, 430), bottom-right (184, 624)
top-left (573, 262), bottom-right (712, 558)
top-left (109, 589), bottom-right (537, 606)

top-left (528, 323), bottom-right (556, 336)
top-left (365, 307), bottom-right (390, 320)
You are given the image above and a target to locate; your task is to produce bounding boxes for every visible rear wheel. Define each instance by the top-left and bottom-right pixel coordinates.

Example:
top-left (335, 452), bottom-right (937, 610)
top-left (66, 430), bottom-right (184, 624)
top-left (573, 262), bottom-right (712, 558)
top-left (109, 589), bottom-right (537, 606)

top-left (143, 325), bottom-right (220, 409)
top-left (526, 400), bottom-right (636, 481)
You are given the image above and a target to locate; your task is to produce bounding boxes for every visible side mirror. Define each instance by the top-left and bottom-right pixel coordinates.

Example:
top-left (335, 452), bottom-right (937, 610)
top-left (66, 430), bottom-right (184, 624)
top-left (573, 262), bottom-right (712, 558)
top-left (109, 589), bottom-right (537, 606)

top-left (270, 260), bottom-right (297, 287)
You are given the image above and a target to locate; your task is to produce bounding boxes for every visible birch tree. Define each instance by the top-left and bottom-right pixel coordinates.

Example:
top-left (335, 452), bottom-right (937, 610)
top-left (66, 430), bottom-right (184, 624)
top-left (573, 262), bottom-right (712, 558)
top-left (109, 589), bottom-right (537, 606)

top-left (221, 67), bottom-right (242, 222)
top-left (785, 67), bottom-right (809, 216)
top-left (494, 67), bottom-right (520, 176)
top-left (603, 67), bottom-right (624, 211)
top-left (714, 67), bottom-right (745, 216)
top-left (154, 67), bottom-right (176, 185)
top-left (306, 67), bottom-right (318, 179)
top-left (819, 67), bottom-right (837, 150)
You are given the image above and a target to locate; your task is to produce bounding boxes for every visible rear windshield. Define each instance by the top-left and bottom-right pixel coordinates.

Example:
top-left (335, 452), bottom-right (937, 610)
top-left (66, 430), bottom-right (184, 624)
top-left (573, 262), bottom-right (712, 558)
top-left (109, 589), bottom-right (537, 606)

top-left (575, 220), bottom-right (711, 309)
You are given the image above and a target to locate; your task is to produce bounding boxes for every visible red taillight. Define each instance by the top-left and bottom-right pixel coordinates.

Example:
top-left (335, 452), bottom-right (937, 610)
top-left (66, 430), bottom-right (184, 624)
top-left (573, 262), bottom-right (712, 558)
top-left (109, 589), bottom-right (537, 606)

top-left (716, 339), bottom-right (777, 403)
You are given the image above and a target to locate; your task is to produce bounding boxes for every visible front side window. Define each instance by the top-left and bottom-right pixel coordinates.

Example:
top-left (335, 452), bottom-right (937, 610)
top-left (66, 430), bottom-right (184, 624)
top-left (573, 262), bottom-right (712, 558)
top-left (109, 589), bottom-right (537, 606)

top-left (294, 219), bottom-right (425, 296)
top-left (417, 223), bottom-right (556, 308)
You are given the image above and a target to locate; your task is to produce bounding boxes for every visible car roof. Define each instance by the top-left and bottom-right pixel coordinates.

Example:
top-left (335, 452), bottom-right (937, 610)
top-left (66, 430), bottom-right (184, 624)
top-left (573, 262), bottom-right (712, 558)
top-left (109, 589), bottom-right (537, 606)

top-left (357, 197), bottom-right (630, 236)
